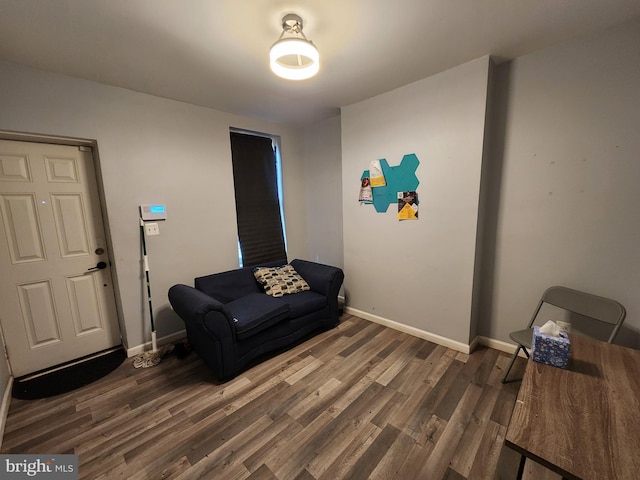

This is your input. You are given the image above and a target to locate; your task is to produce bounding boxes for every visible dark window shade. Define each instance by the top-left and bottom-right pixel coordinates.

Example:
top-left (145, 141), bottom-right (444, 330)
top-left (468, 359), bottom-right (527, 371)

top-left (230, 132), bottom-right (287, 267)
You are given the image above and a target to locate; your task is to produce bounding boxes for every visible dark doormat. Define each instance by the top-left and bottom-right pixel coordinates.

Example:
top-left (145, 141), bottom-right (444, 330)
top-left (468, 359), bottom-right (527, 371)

top-left (12, 347), bottom-right (126, 400)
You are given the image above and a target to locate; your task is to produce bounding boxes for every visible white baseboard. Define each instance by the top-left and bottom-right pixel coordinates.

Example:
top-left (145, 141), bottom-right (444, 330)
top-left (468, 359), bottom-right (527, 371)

top-left (468, 335), bottom-right (480, 353)
top-left (477, 336), bottom-right (528, 357)
top-left (0, 375), bottom-right (13, 451)
top-left (345, 307), bottom-right (475, 354)
top-left (125, 329), bottom-right (187, 358)
top-left (124, 318), bottom-right (525, 361)
top-left (344, 307), bottom-right (527, 358)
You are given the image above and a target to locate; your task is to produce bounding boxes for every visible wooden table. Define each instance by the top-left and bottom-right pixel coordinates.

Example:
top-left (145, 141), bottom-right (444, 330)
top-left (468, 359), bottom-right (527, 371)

top-left (505, 334), bottom-right (640, 480)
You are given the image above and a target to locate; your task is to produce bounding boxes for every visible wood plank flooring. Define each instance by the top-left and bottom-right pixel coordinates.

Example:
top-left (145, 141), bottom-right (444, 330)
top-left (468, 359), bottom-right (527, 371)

top-left (2, 315), bottom-right (554, 479)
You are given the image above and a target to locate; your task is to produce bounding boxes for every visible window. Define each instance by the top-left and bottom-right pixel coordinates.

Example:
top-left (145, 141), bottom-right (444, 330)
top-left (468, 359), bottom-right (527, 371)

top-left (230, 130), bottom-right (287, 267)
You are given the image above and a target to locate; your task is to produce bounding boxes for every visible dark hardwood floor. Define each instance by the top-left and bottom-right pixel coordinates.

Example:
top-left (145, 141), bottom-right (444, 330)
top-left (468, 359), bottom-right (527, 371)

top-left (1, 315), bottom-right (558, 479)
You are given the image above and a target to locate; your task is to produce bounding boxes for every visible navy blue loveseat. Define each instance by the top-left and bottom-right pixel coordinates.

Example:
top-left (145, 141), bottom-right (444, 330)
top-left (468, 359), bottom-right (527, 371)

top-left (168, 259), bottom-right (344, 381)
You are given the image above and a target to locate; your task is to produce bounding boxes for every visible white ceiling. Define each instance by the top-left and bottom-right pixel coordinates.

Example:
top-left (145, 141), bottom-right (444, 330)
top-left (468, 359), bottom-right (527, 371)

top-left (1, 1), bottom-right (639, 124)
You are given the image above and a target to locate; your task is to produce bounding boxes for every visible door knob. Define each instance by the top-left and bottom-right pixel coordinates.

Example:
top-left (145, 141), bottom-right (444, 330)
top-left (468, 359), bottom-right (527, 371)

top-left (87, 261), bottom-right (107, 271)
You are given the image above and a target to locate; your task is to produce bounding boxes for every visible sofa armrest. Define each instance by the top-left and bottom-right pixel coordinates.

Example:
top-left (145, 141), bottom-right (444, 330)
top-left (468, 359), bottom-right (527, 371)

top-left (290, 259), bottom-right (344, 299)
top-left (168, 284), bottom-right (235, 341)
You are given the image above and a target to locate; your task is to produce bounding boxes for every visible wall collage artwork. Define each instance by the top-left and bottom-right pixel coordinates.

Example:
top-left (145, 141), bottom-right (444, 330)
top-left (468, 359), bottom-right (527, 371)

top-left (359, 153), bottom-right (420, 220)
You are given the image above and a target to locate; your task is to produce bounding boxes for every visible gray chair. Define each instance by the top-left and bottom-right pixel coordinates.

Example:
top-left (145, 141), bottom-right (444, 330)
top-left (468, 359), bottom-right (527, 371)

top-left (501, 285), bottom-right (626, 383)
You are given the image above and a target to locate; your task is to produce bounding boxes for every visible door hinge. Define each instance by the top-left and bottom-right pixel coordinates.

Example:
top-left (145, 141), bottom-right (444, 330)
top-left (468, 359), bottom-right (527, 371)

top-left (79, 146), bottom-right (92, 152)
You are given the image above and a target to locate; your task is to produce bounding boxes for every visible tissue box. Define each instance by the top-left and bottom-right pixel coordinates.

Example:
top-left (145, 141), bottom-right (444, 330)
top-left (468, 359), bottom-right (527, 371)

top-left (531, 326), bottom-right (570, 368)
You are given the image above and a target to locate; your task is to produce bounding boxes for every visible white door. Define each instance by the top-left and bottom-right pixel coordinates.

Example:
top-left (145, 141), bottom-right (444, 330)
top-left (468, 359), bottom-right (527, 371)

top-left (0, 139), bottom-right (121, 377)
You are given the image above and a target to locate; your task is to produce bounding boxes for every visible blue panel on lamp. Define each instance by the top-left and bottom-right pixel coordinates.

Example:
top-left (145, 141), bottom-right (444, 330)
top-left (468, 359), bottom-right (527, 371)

top-left (361, 154), bottom-right (420, 212)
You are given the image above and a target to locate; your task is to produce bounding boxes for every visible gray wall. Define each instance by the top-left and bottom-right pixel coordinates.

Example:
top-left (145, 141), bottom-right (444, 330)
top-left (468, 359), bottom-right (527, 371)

top-left (478, 18), bottom-right (640, 348)
top-left (341, 57), bottom-right (490, 346)
top-left (0, 61), bottom-right (332, 358)
top-left (1, 16), bottom-right (639, 413)
top-left (302, 115), bottom-right (344, 269)
top-left (339, 18), bottom-right (640, 351)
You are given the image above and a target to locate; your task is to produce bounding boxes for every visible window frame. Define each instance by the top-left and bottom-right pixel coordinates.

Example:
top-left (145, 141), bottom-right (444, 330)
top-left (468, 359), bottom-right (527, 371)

top-left (229, 127), bottom-right (287, 267)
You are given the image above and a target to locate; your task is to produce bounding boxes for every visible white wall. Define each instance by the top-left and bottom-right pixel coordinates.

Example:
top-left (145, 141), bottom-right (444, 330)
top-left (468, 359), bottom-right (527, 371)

top-left (0, 61), bottom-right (312, 358)
top-left (341, 56), bottom-right (490, 346)
top-left (479, 18), bottom-right (640, 348)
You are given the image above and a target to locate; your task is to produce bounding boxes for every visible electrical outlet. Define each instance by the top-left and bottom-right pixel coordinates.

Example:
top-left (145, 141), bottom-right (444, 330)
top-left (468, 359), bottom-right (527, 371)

top-left (144, 222), bottom-right (160, 236)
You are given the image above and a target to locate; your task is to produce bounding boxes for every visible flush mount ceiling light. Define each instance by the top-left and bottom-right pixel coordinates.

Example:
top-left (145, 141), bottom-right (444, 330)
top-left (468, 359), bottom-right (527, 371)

top-left (270, 13), bottom-right (319, 81)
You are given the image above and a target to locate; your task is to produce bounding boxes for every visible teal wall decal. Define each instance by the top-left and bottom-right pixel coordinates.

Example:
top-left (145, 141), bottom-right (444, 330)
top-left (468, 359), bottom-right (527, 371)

top-left (361, 153), bottom-right (420, 212)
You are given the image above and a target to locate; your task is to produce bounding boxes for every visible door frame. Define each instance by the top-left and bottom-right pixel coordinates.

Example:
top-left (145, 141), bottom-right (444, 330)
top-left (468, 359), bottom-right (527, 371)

top-left (0, 129), bottom-right (123, 376)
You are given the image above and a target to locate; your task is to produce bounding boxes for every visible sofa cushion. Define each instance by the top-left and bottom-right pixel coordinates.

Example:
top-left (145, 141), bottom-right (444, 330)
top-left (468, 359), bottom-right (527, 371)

top-left (280, 290), bottom-right (327, 317)
top-left (196, 268), bottom-right (260, 303)
top-left (253, 264), bottom-right (310, 297)
top-left (224, 293), bottom-right (289, 340)
top-left (195, 260), bottom-right (286, 303)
